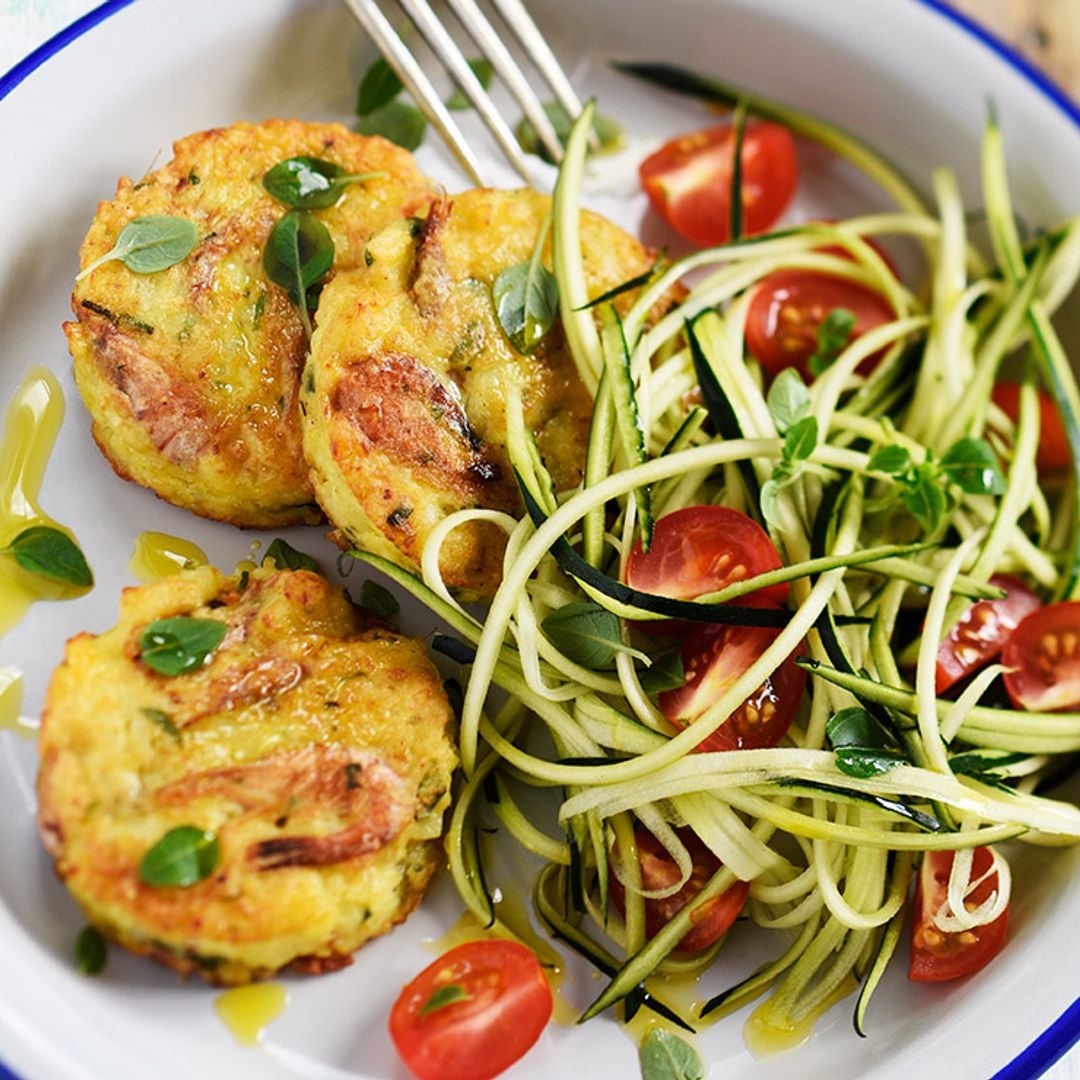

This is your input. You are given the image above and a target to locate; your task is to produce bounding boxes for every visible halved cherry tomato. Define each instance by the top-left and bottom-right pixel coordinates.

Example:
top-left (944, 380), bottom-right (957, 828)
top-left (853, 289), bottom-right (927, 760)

top-left (639, 121), bottom-right (797, 248)
top-left (626, 505), bottom-right (788, 613)
top-left (910, 847), bottom-right (1009, 982)
top-left (935, 574), bottom-right (1041, 694)
top-left (1002, 601), bottom-right (1080, 712)
top-left (991, 381), bottom-right (1072, 473)
top-left (609, 826), bottom-right (749, 953)
top-left (658, 621), bottom-right (805, 750)
top-left (745, 269), bottom-right (895, 379)
top-left (388, 939), bottom-right (553, 1080)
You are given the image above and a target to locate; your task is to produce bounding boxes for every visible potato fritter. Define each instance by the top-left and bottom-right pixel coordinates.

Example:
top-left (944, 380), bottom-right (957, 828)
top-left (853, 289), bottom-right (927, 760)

top-left (37, 565), bottom-right (457, 985)
top-left (301, 188), bottom-right (662, 596)
top-left (65, 120), bottom-right (433, 528)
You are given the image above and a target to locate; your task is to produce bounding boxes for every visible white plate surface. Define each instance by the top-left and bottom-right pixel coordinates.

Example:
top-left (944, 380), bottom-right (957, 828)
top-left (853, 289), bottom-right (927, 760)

top-left (1, 1), bottom-right (1079, 1078)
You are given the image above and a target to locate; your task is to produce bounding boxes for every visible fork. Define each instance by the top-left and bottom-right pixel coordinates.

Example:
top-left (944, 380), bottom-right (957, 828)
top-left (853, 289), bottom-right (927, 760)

top-left (340, 0), bottom-right (587, 185)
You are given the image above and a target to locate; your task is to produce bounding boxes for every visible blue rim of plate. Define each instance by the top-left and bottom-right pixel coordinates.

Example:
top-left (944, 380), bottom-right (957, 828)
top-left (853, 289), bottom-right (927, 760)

top-left (0, 1), bottom-right (1078, 1078)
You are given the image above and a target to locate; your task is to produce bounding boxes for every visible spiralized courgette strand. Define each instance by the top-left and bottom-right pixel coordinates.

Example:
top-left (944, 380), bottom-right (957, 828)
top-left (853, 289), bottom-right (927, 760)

top-left (372, 95), bottom-right (1080, 1046)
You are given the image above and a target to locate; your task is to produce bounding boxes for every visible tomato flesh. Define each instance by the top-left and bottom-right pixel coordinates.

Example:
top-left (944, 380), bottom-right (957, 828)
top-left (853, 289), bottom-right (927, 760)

top-left (639, 121), bottom-right (797, 248)
top-left (991, 381), bottom-right (1072, 473)
top-left (1002, 600), bottom-right (1080, 712)
top-left (659, 621), bottom-right (805, 750)
top-left (909, 847), bottom-right (1009, 982)
top-left (935, 574), bottom-right (1041, 694)
top-left (745, 269), bottom-right (895, 379)
top-left (625, 506), bottom-right (788, 637)
top-left (609, 826), bottom-right (749, 953)
top-left (388, 939), bottom-right (553, 1080)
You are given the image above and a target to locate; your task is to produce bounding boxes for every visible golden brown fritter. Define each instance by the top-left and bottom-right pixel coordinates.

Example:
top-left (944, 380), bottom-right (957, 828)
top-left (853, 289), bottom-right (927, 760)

top-left (301, 188), bottom-right (662, 596)
top-left (65, 120), bottom-right (433, 528)
top-left (37, 565), bottom-right (457, 985)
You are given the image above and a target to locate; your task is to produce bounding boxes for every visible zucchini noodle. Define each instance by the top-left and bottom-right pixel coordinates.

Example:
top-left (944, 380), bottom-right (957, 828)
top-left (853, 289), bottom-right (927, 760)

top-left (356, 94), bottom-right (1080, 1047)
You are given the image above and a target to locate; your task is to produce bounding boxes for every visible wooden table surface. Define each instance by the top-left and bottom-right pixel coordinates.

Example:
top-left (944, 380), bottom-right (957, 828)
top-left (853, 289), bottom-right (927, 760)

top-left (952, 0), bottom-right (1080, 100)
top-left (0, 1), bottom-right (1078, 1078)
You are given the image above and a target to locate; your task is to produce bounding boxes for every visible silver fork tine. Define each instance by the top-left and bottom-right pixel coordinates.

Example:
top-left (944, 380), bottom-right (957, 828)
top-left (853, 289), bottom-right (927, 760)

top-left (397, 0), bottom-right (534, 182)
top-left (340, 0), bottom-right (488, 185)
top-left (444, 0), bottom-right (565, 164)
top-left (488, 0), bottom-right (584, 122)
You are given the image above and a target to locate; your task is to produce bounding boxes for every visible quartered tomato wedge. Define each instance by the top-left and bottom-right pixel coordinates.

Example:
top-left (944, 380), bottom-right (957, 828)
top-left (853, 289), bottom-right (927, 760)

top-left (388, 939), bottom-right (553, 1080)
top-left (609, 826), bottom-right (749, 953)
top-left (639, 121), bottom-right (797, 248)
top-left (626, 505), bottom-right (787, 613)
top-left (910, 847), bottom-right (1009, 982)
top-left (745, 269), bottom-right (895, 379)
top-left (658, 621), bottom-right (805, 751)
top-left (1002, 601), bottom-right (1080, 712)
top-left (991, 381), bottom-right (1072, 473)
top-left (935, 574), bottom-right (1041, 694)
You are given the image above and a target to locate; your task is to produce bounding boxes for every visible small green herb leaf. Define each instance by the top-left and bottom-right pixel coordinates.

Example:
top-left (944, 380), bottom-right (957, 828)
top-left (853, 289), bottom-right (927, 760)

top-left (75, 926), bottom-right (108, 975)
top-left (139, 826), bottom-right (219, 888)
top-left (5, 526), bottom-right (93, 586)
top-left (493, 258), bottom-right (559, 354)
top-left (542, 601), bottom-right (631, 669)
top-left (446, 58), bottom-right (494, 110)
top-left (902, 464), bottom-right (948, 532)
top-left (138, 617), bottom-right (226, 676)
top-left (766, 368), bottom-right (811, 434)
top-left (77, 215), bottom-right (198, 280)
top-left (265, 537), bottom-right (319, 573)
top-left (264, 210), bottom-right (335, 338)
top-left (358, 100), bottom-right (427, 151)
top-left (827, 706), bottom-right (894, 750)
top-left (639, 651), bottom-right (686, 693)
top-left (940, 437), bottom-right (1007, 496)
top-left (516, 101), bottom-right (623, 164)
top-left (264, 210), bottom-right (335, 307)
top-left (639, 1028), bottom-right (704, 1080)
top-left (263, 157), bottom-right (383, 210)
top-left (360, 579), bottom-right (400, 618)
top-left (868, 444), bottom-right (912, 475)
top-left (807, 307), bottom-right (856, 377)
top-left (827, 706), bottom-right (905, 778)
top-left (141, 707), bottom-right (181, 741)
top-left (419, 982), bottom-right (471, 1014)
top-left (783, 415), bottom-right (818, 464)
top-left (356, 57), bottom-right (403, 115)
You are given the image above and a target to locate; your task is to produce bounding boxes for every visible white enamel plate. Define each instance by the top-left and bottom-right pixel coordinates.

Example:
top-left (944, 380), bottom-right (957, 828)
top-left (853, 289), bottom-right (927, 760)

top-left (1, 1), bottom-right (1078, 1077)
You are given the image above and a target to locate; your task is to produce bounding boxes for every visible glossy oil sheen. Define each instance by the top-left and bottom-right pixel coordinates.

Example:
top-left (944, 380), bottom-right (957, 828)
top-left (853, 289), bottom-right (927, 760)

top-left (214, 984), bottom-right (288, 1048)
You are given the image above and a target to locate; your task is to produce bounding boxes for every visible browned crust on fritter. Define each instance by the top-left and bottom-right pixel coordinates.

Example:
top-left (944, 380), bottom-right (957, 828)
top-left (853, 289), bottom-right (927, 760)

top-left (37, 566), bottom-right (457, 985)
top-left (303, 188), bottom-right (672, 596)
top-left (65, 119), bottom-right (434, 528)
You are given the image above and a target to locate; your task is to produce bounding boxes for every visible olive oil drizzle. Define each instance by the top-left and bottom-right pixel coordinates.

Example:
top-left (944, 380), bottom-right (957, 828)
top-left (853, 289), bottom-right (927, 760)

top-left (129, 531), bottom-right (208, 583)
top-left (0, 367), bottom-right (78, 636)
top-left (0, 368), bottom-right (84, 738)
top-left (214, 983), bottom-right (289, 1047)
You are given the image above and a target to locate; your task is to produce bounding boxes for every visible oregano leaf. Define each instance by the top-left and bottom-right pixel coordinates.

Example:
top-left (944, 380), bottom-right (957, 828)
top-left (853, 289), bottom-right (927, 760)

top-left (6, 525), bottom-right (93, 587)
top-left (77, 215), bottom-right (198, 280)
top-left (138, 826), bottom-right (219, 887)
top-left (138, 617), bottom-right (226, 676)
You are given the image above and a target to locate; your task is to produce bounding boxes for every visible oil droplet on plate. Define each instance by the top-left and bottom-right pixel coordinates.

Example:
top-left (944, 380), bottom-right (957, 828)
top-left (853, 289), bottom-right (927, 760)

top-left (623, 969), bottom-right (707, 1049)
top-left (130, 531), bottom-right (208, 583)
top-left (0, 368), bottom-right (87, 635)
top-left (743, 974), bottom-right (857, 1058)
top-left (214, 983), bottom-right (289, 1047)
top-left (0, 666), bottom-right (35, 738)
